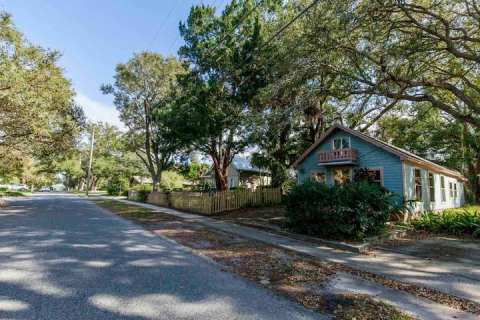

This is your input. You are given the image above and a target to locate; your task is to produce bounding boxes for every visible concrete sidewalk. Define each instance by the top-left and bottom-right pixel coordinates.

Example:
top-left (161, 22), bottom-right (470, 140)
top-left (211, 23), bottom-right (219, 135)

top-left (103, 198), bottom-right (480, 306)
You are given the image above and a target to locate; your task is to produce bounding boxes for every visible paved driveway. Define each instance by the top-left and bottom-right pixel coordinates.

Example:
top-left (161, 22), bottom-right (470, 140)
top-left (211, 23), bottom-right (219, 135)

top-left (0, 194), bottom-right (324, 320)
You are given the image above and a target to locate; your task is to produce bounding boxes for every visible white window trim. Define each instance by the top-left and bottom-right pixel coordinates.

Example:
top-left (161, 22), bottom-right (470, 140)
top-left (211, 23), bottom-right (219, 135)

top-left (414, 168), bottom-right (423, 202)
top-left (366, 167), bottom-right (384, 186)
top-left (428, 172), bottom-right (436, 203)
top-left (440, 175), bottom-right (447, 203)
top-left (332, 136), bottom-right (351, 150)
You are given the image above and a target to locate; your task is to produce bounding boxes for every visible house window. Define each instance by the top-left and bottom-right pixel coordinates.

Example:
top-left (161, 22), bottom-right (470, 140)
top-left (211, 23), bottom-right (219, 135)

top-left (366, 168), bottom-right (383, 186)
top-left (454, 183), bottom-right (458, 199)
top-left (311, 172), bottom-right (326, 183)
top-left (414, 169), bottom-right (422, 201)
top-left (333, 137), bottom-right (350, 150)
top-left (428, 172), bottom-right (435, 202)
top-left (440, 176), bottom-right (446, 202)
top-left (334, 167), bottom-right (352, 185)
top-left (449, 182), bottom-right (454, 198)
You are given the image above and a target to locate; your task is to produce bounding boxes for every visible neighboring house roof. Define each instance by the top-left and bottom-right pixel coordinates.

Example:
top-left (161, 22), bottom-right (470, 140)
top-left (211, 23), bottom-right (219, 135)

top-left (293, 124), bottom-right (466, 181)
top-left (200, 156), bottom-right (270, 178)
top-left (231, 156), bottom-right (269, 174)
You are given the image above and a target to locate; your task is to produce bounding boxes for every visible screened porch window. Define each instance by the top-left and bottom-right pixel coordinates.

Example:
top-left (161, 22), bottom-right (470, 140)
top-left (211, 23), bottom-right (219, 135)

top-left (414, 169), bottom-right (422, 201)
top-left (449, 182), bottom-right (454, 198)
top-left (440, 176), bottom-right (446, 202)
top-left (333, 137), bottom-right (350, 150)
top-left (454, 183), bottom-right (458, 199)
top-left (428, 172), bottom-right (435, 202)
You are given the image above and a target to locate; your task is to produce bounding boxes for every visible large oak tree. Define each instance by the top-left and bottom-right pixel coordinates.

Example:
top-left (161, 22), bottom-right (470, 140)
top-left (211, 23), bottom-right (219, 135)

top-left (0, 12), bottom-right (84, 173)
top-left (102, 52), bottom-right (185, 191)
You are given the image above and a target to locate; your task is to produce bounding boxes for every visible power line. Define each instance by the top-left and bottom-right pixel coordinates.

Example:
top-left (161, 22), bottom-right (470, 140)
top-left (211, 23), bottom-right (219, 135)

top-left (263, 0), bottom-right (320, 47)
top-left (147, 1), bottom-right (180, 50)
top-left (236, 0), bottom-right (321, 84)
top-left (215, 0), bottom-right (321, 66)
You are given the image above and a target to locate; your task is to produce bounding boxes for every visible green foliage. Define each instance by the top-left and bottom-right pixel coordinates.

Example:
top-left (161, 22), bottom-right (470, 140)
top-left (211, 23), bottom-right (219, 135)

top-left (170, 0), bottom-right (278, 190)
top-left (134, 190), bottom-right (150, 203)
top-left (0, 12), bottom-right (84, 176)
top-left (102, 52), bottom-right (185, 190)
top-left (79, 122), bottom-right (148, 192)
top-left (285, 180), bottom-right (404, 240)
top-left (179, 162), bottom-right (210, 185)
top-left (159, 171), bottom-right (185, 191)
top-left (411, 208), bottom-right (480, 238)
top-left (191, 182), bottom-right (215, 193)
top-left (106, 176), bottom-right (129, 196)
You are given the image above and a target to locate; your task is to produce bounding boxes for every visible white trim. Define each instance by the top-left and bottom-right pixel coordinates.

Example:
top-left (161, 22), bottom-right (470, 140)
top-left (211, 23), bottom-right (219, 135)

top-left (427, 171), bottom-right (436, 204)
top-left (332, 136), bottom-right (351, 150)
top-left (366, 167), bottom-right (384, 186)
top-left (440, 175), bottom-right (447, 203)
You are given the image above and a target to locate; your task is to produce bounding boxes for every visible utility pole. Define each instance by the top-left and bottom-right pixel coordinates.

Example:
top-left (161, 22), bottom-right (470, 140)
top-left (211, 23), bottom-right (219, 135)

top-left (86, 128), bottom-right (95, 196)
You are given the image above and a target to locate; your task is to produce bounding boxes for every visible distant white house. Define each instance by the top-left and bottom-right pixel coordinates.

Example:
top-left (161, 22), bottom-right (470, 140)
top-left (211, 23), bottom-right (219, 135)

top-left (202, 156), bottom-right (271, 190)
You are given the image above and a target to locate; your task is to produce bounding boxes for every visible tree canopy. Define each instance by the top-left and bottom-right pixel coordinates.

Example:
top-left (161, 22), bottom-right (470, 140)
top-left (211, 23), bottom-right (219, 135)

top-left (101, 52), bottom-right (185, 190)
top-left (0, 12), bottom-right (84, 170)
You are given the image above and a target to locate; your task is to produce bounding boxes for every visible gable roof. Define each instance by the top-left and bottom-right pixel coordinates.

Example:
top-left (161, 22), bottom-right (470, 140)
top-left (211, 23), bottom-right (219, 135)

top-left (231, 156), bottom-right (269, 174)
top-left (293, 124), bottom-right (466, 181)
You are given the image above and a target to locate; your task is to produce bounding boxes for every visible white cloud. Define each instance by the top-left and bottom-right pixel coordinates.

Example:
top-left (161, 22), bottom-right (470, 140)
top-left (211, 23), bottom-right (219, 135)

top-left (75, 93), bottom-right (125, 129)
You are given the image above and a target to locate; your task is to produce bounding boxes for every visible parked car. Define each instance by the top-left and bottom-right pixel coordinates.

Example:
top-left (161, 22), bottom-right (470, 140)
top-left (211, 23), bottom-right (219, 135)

top-left (10, 184), bottom-right (29, 192)
top-left (39, 186), bottom-right (51, 192)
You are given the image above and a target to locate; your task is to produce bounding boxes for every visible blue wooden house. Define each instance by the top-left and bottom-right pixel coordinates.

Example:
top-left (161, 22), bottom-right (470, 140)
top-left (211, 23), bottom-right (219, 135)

top-left (293, 124), bottom-right (466, 212)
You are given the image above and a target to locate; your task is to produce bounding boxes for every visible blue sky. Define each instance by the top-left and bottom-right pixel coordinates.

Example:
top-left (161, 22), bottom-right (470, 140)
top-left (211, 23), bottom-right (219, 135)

top-left (1, 0), bottom-right (226, 128)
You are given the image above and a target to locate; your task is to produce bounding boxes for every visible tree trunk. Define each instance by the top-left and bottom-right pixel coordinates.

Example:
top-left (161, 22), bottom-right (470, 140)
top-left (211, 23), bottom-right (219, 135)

top-left (214, 166), bottom-right (228, 191)
top-left (151, 173), bottom-right (159, 191)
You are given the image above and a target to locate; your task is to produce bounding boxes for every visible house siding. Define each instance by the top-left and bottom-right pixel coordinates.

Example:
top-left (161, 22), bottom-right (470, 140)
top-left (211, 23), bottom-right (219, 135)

top-left (403, 162), bottom-right (465, 212)
top-left (297, 130), bottom-right (404, 198)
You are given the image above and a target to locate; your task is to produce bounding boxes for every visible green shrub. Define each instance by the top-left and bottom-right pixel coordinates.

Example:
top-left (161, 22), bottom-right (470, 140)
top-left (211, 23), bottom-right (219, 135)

top-left (284, 180), bottom-right (404, 241)
top-left (160, 171), bottom-right (185, 191)
top-left (412, 209), bottom-right (480, 238)
top-left (135, 190), bottom-right (150, 202)
top-left (131, 184), bottom-right (153, 192)
top-left (191, 182), bottom-right (214, 192)
top-left (106, 176), bottom-right (129, 196)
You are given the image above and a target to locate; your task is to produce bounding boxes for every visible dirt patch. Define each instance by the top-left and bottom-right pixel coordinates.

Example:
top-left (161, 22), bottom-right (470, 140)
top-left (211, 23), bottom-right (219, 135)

top-left (93, 199), bottom-right (479, 317)
top-left (214, 206), bottom-right (287, 230)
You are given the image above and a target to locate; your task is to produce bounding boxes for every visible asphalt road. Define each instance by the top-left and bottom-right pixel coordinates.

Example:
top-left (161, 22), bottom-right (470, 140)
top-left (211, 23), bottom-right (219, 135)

top-left (0, 194), bottom-right (325, 320)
